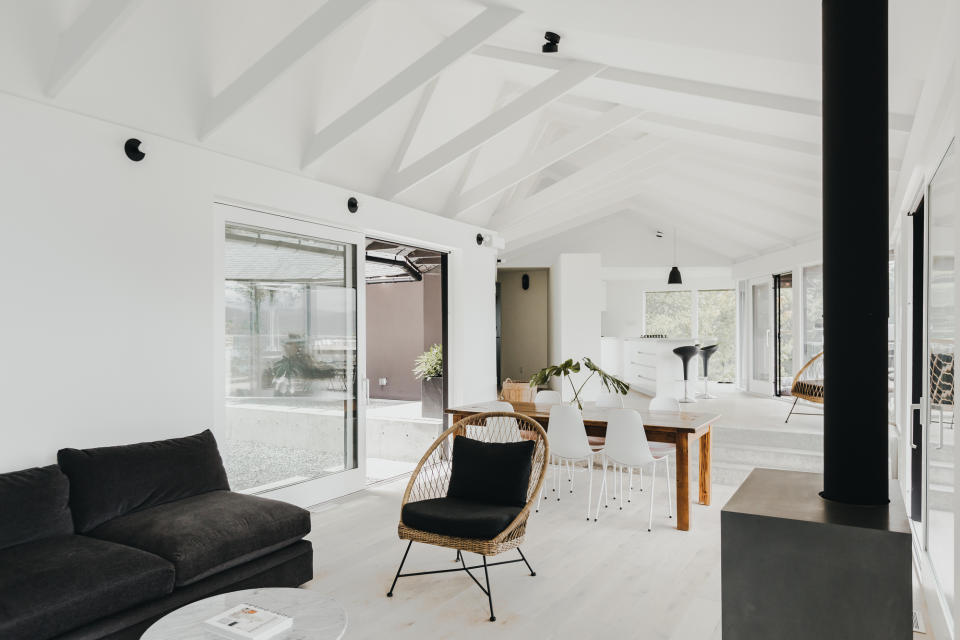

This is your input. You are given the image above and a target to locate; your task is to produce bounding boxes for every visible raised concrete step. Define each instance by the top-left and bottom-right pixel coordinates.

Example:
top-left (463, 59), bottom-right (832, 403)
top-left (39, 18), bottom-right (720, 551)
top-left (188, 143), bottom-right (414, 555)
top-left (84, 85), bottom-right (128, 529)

top-left (929, 483), bottom-right (954, 512)
top-left (929, 460), bottom-right (954, 486)
top-left (712, 424), bottom-right (822, 452)
top-left (711, 443), bottom-right (823, 473)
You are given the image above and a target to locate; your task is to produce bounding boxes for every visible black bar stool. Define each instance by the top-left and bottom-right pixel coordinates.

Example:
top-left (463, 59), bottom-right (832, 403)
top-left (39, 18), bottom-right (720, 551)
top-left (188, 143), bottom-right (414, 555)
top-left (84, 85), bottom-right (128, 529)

top-left (672, 345), bottom-right (700, 404)
top-left (697, 344), bottom-right (719, 399)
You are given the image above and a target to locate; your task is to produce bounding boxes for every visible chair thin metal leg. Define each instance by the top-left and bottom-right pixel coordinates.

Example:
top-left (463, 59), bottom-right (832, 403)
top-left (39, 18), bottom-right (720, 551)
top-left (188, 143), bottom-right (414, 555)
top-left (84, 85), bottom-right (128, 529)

top-left (517, 547), bottom-right (536, 576)
top-left (483, 555), bottom-right (496, 622)
top-left (648, 463), bottom-right (656, 532)
top-left (628, 467), bottom-right (633, 503)
top-left (785, 396), bottom-right (799, 423)
top-left (586, 456), bottom-right (594, 520)
top-left (387, 540), bottom-right (413, 597)
top-left (665, 456), bottom-right (673, 518)
top-left (595, 456), bottom-right (607, 521)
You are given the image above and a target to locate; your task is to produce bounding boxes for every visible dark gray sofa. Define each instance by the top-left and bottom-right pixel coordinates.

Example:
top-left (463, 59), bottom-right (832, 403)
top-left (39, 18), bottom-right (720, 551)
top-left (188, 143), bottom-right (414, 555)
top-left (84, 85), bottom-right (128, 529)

top-left (0, 430), bottom-right (313, 640)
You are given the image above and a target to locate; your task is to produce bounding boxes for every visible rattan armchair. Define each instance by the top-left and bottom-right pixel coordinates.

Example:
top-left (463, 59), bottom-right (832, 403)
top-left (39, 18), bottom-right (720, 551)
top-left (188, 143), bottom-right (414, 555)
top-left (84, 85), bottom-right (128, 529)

top-left (386, 411), bottom-right (548, 622)
top-left (785, 351), bottom-right (824, 423)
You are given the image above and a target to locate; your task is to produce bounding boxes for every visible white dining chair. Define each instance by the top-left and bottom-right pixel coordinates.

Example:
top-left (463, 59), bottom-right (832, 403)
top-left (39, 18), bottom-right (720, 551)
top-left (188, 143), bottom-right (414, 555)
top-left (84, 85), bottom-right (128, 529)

top-left (649, 396), bottom-right (681, 411)
top-left (536, 405), bottom-right (599, 520)
top-left (645, 396), bottom-right (680, 459)
top-left (595, 391), bottom-right (624, 408)
top-left (594, 409), bottom-right (672, 531)
top-left (534, 389), bottom-right (562, 404)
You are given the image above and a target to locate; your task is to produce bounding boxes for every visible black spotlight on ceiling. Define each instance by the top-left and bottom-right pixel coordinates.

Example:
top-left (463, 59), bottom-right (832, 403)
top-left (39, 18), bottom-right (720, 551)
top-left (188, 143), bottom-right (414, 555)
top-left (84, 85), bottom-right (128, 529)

top-left (542, 31), bottom-right (560, 53)
top-left (124, 138), bottom-right (145, 162)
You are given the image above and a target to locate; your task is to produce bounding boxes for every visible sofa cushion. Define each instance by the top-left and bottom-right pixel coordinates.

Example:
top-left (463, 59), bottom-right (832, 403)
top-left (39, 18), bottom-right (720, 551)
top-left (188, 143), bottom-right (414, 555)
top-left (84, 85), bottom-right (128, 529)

top-left (88, 490), bottom-right (310, 586)
top-left (0, 535), bottom-right (174, 640)
top-left (402, 497), bottom-right (523, 539)
top-left (447, 436), bottom-right (535, 507)
top-left (57, 430), bottom-right (230, 532)
top-left (0, 465), bottom-right (73, 550)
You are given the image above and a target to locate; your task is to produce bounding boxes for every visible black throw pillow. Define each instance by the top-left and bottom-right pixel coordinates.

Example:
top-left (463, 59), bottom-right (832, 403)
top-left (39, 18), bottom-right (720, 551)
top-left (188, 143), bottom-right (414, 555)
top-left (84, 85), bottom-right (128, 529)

top-left (58, 429), bottom-right (230, 533)
top-left (446, 436), bottom-right (535, 508)
top-left (0, 465), bottom-right (73, 550)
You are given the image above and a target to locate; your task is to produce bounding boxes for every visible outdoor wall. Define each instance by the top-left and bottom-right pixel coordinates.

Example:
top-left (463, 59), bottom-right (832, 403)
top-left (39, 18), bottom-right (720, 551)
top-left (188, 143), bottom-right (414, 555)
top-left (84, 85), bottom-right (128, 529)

top-left (366, 281), bottom-right (424, 401)
top-left (550, 254), bottom-right (602, 401)
top-left (0, 92), bottom-right (497, 473)
top-left (497, 269), bottom-right (549, 383)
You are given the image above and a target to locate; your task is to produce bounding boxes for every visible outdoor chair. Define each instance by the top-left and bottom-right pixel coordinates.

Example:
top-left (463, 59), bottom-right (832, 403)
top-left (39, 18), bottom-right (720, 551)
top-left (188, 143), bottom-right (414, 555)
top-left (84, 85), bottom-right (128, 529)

top-left (387, 412), bottom-right (548, 622)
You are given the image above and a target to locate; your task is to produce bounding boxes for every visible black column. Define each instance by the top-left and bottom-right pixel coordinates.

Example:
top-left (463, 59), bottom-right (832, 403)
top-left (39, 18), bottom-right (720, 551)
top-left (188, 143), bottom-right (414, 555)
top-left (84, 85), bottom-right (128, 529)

top-left (821, 0), bottom-right (889, 505)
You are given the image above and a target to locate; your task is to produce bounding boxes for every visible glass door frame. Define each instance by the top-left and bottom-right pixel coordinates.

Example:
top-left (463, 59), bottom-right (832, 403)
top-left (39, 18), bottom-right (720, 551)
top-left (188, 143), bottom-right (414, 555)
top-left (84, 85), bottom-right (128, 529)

top-left (747, 275), bottom-right (775, 394)
top-left (213, 202), bottom-right (367, 508)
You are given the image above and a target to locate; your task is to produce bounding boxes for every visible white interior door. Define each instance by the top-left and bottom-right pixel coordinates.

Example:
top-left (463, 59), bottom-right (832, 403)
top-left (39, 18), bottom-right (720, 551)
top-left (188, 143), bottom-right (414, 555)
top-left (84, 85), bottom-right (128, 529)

top-left (748, 276), bottom-right (775, 394)
top-left (215, 203), bottom-right (366, 507)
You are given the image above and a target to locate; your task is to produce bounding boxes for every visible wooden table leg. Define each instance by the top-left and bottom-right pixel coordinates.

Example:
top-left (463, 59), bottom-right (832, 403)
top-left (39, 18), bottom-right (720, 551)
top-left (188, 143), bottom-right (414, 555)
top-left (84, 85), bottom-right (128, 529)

top-left (675, 431), bottom-right (690, 531)
top-left (699, 425), bottom-right (712, 506)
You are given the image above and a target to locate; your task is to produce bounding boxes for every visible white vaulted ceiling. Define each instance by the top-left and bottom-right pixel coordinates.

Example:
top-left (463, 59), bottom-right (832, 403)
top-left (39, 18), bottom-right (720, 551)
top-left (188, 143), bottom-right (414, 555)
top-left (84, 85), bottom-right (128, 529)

top-left (0, 0), bottom-right (945, 266)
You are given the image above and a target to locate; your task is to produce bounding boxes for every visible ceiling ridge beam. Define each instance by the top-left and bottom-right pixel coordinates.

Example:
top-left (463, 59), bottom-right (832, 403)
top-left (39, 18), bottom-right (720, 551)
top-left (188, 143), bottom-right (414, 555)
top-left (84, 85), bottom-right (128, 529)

top-left (301, 6), bottom-right (521, 169)
top-left (474, 44), bottom-right (914, 132)
top-left (46, 0), bottom-right (146, 97)
top-left (199, 0), bottom-right (375, 140)
top-left (451, 104), bottom-right (642, 218)
top-left (489, 135), bottom-right (671, 229)
top-left (381, 60), bottom-right (605, 199)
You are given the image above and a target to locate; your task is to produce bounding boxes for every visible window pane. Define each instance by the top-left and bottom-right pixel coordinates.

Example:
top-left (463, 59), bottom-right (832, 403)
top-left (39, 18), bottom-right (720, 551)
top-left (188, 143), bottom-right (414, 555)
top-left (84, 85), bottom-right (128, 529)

top-left (803, 264), bottom-right (824, 362)
top-left (644, 291), bottom-right (692, 337)
top-left (752, 282), bottom-right (772, 382)
top-left (224, 223), bottom-right (357, 493)
top-left (697, 289), bottom-right (736, 382)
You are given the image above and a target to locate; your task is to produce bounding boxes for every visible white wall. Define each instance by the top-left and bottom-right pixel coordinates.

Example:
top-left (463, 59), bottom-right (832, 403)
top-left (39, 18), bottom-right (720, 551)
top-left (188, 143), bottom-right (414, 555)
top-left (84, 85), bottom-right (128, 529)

top-left (0, 93), bottom-right (498, 473)
top-left (549, 254), bottom-right (602, 402)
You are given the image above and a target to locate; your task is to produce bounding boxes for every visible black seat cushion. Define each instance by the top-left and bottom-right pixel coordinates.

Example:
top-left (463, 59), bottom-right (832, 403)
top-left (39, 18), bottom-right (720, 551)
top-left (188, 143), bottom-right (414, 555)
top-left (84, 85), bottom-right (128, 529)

top-left (87, 490), bottom-right (310, 586)
top-left (57, 429), bottom-right (230, 532)
top-left (0, 535), bottom-right (174, 640)
top-left (402, 497), bottom-right (523, 539)
top-left (0, 465), bottom-right (73, 550)
top-left (447, 436), bottom-right (534, 507)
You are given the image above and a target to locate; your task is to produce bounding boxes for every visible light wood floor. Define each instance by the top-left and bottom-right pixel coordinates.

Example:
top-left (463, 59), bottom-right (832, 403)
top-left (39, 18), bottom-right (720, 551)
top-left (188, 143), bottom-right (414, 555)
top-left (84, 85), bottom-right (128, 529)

top-left (304, 468), bottom-right (730, 639)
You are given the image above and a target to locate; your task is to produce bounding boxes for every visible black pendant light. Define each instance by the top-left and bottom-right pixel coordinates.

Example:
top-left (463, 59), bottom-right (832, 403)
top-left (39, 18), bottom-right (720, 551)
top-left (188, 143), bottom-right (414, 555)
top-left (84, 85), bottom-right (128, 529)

top-left (668, 227), bottom-right (682, 284)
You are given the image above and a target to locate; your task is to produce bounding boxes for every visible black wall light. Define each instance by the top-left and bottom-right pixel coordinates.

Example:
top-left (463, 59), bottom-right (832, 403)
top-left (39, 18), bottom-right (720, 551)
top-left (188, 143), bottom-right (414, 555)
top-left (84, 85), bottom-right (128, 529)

top-left (347, 197), bottom-right (359, 213)
top-left (124, 138), bottom-right (145, 162)
top-left (521, 273), bottom-right (530, 290)
top-left (542, 31), bottom-right (560, 53)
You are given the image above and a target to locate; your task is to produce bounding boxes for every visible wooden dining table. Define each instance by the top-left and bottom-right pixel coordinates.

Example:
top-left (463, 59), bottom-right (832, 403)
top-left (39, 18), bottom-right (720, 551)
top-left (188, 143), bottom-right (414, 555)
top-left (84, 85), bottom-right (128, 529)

top-left (445, 401), bottom-right (720, 531)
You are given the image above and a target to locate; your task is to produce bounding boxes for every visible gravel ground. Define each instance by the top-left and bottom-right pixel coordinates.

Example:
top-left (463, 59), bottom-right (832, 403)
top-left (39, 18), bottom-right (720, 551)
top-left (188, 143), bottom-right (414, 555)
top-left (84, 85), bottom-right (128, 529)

top-left (222, 439), bottom-right (346, 492)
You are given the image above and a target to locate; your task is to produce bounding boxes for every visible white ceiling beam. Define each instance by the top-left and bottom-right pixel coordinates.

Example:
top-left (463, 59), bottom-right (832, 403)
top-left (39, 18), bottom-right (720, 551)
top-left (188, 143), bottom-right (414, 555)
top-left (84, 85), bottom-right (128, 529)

top-left (200, 0), bottom-right (375, 140)
top-left (380, 77), bottom-right (439, 190)
top-left (46, 0), bottom-right (145, 97)
top-left (638, 184), bottom-right (798, 246)
top-left (629, 195), bottom-right (761, 256)
top-left (450, 104), bottom-right (641, 218)
top-left (489, 135), bottom-right (670, 229)
top-left (301, 6), bottom-right (521, 169)
top-left (382, 61), bottom-right (604, 199)
top-left (474, 45), bottom-right (914, 132)
top-left (498, 150), bottom-right (677, 247)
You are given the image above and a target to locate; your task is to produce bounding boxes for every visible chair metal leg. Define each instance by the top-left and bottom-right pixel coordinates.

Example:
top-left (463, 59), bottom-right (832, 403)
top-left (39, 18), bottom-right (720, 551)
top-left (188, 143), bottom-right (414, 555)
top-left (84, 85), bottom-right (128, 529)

top-left (785, 396), bottom-right (799, 423)
top-left (586, 456), bottom-right (594, 520)
top-left (665, 456), bottom-right (673, 518)
top-left (483, 554), bottom-right (496, 622)
top-left (595, 456), bottom-right (608, 521)
top-left (628, 467), bottom-right (633, 503)
top-left (570, 459), bottom-right (575, 494)
top-left (648, 463), bottom-right (656, 532)
top-left (387, 540), bottom-right (413, 597)
top-left (517, 547), bottom-right (536, 576)
top-left (639, 467), bottom-right (644, 491)
top-left (455, 549), bottom-right (461, 563)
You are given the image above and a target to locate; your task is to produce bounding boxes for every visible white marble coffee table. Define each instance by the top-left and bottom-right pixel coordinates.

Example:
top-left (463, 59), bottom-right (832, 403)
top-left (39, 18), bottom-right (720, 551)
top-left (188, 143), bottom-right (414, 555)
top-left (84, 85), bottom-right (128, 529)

top-left (141, 588), bottom-right (347, 640)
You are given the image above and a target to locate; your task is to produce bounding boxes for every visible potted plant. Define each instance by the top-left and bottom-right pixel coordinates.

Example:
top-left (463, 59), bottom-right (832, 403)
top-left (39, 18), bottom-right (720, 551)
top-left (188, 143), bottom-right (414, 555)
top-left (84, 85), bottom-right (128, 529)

top-left (414, 344), bottom-right (443, 419)
top-left (529, 357), bottom-right (629, 410)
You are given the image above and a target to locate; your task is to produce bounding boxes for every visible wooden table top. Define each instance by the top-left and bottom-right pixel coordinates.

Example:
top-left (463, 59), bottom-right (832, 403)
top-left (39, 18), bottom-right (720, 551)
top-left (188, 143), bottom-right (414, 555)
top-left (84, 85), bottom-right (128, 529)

top-left (446, 401), bottom-right (720, 434)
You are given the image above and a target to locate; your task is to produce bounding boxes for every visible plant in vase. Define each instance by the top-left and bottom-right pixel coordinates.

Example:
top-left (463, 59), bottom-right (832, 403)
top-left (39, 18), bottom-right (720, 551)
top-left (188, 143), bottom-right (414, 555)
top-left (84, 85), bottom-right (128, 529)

top-left (413, 344), bottom-right (443, 419)
top-left (529, 357), bottom-right (629, 410)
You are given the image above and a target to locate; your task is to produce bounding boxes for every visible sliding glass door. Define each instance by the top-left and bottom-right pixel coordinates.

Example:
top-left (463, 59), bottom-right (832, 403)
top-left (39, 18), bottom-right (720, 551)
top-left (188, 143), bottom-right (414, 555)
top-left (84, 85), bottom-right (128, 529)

top-left (217, 204), bottom-right (365, 507)
top-left (749, 276), bottom-right (774, 394)
top-left (774, 272), bottom-right (794, 396)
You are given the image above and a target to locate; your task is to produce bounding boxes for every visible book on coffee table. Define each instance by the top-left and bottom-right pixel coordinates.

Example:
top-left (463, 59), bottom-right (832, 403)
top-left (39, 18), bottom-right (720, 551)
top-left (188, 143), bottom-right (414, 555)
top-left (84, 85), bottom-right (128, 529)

top-left (203, 603), bottom-right (293, 639)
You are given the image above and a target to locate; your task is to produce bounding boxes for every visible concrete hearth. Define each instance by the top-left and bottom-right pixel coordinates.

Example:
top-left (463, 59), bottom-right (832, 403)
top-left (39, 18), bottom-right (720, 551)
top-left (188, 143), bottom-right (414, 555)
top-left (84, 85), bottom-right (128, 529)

top-left (721, 468), bottom-right (912, 640)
